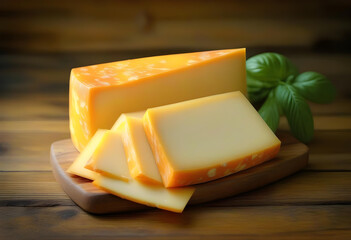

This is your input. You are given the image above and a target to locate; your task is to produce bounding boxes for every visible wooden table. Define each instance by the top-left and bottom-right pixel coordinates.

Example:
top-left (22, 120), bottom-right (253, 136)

top-left (0, 53), bottom-right (350, 239)
top-left (1, 0), bottom-right (351, 237)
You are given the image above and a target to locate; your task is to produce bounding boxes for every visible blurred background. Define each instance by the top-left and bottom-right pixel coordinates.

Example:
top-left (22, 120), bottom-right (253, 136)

top-left (1, 0), bottom-right (351, 120)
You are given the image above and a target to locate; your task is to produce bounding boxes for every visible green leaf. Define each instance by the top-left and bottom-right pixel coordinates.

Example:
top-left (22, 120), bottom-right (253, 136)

top-left (248, 86), bottom-right (271, 103)
top-left (258, 90), bottom-right (280, 132)
top-left (275, 84), bottom-right (314, 143)
top-left (292, 71), bottom-right (336, 104)
top-left (246, 52), bottom-right (299, 88)
top-left (247, 74), bottom-right (275, 89)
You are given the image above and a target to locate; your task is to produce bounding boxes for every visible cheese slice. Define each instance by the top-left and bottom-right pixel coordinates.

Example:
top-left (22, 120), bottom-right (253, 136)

top-left (93, 175), bottom-right (194, 213)
top-left (66, 129), bottom-right (106, 180)
top-left (70, 48), bottom-right (246, 151)
top-left (144, 91), bottom-right (281, 188)
top-left (85, 129), bottom-right (131, 181)
top-left (111, 111), bottom-right (145, 131)
top-left (86, 127), bottom-right (195, 212)
top-left (122, 116), bottom-right (162, 184)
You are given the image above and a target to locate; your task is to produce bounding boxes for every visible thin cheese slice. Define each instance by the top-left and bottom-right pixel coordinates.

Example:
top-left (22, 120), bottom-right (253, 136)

top-left (111, 111), bottom-right (145, 131)
top-left (70, 48), bottom-right (246, 151)
top-left (144, 91), bottom-right (281, 188)
top-left (122, 116), bottom-right (162, 184)
top-left (93, 175), bottom-right (194, 213)
top-left (67, 129), bottom-right (106, 180)
top-left (85, 129), bottom-right (131, 181)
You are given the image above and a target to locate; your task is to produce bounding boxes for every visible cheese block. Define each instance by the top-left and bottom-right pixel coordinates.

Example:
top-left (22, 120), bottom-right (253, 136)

top-left (111, 111), bottom-right (145, 131)
top-left (70, 48), bottom-right (246, 151)
top-left (122, 116), bottom-right (162, 185)
top-left (85, 129), bottom-right (131, 181)
top-left (143, 91), bottom-right (281, 188)
top-left (66, 129), bottom-right (106, 180)
top-left (93, 175), bottom-right (194, 213)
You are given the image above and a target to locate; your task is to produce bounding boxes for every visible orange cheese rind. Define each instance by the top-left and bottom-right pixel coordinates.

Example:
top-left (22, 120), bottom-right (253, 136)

top-left (143, 111), bottom-right (175, 187)
top-left (122, 116), bottom-right (163, 185)
top-left (167, 143), bottom-right (281, 187)
top-left (72, 49), bottom-right (245, 88)
top-left (121, 118), bottom-right (143, 179)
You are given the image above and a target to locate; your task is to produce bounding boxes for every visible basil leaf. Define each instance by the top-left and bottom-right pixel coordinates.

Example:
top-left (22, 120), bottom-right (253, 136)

top-left (247, 74), bottom-right (275, 89)
top-left (246, 52), bottom-right (299, 87)
top-left (275, 84), bottom-right (314, 143)
top-left (292, 71), bottom-right (336, 104)
top-left (259, 90), bottom-right (280, 132)
top-left (248, 88), bottom-right (271, 103)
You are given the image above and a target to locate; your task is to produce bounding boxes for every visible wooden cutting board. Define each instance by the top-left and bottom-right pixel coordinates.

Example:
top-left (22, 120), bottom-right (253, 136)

top-left (50, 132), bottom-right (308, 214)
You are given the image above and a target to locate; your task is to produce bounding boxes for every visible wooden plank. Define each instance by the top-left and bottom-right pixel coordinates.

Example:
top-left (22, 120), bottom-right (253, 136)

top-left (207, 171), bottom-right (351, 207)
top-left (1, 205), bottom-right (350, 239)
top-left (308, 153), bottom-right (351, 171)
top-left (0, 132), bottom-right (69, 157)
top-left (0, 68), bottom-right (69, 94)
top-left (0, 132), bottom-right (69, 171)
top-left (309, 130), bottom-right (351, 154)
top-left (0, 172), bottom-right (72, 207)
top-left (279, 116), bottom-right (351, 130)
top-left (0, 94), bottom-right (68, 120)
top-left (0, 120), bottom-right (68, 133)
top-left (306, 130), bottom-right (351, 170)
top-left (1, 0), bottom-right (350, 19)
top-left (288, 54), bottom-right (351, 80)
top-left (1, 171), bottom-right (350, 207)
top-left (309, 99), bottom-right (351, 115)
top-left (1, 16), bottom-right (350, 53)
top-left (1, 1), bottom-right (350, 52)
top-left (1, 19), bottom-right (349, 53)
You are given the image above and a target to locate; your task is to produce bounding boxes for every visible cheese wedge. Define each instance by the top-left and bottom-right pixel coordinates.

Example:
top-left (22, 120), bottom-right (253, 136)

top-left (70, 48), bottom-right (246, 151)
top-left (67, 129), bottom-right (106, 180)
top-left (85, 129), bottom-right (131, 181)
top-left (87, 128), bottom-right (195, 212)
top-left (144, 91), bottom-right (281, 188)
top-left (122, 116), bottom-right (162, 185)
top-left (93, 175), bottom-right (194, 213)
top-left (111, 111), bottom-right (145, 131)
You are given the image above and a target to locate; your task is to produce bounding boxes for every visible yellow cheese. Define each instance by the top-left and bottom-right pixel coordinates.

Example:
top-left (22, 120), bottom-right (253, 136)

top-left (66, 129), bottom-right (106, 180)
top-left (85, 126), bottom-right (194, 212)
top-left (93, 175), bottom-right (194, 213)
top-left (111, 111), bottom-right (145, 131)
top-left (70, 48), bottom-right (246, 151)
top-left (68, 112), bottom-right (194, 213)
top-left (85, 129), bottom-right (131, 181)
top-left (144, 91), bottom-right (281, 188)
top-left (122, 116), bottom-right (162, 184)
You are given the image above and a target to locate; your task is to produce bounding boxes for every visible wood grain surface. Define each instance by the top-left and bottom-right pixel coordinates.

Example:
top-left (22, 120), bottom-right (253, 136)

top-left (1, 0), bottom-right (351, 239)
top-left (2, 206), bottom-right (351, 240)
top-left (1, 0), bottom-right (350, 53)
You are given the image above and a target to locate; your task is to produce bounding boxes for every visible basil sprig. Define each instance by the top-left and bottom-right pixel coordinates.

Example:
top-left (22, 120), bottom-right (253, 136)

top-left (247, 53), bottom-right (336, 143)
